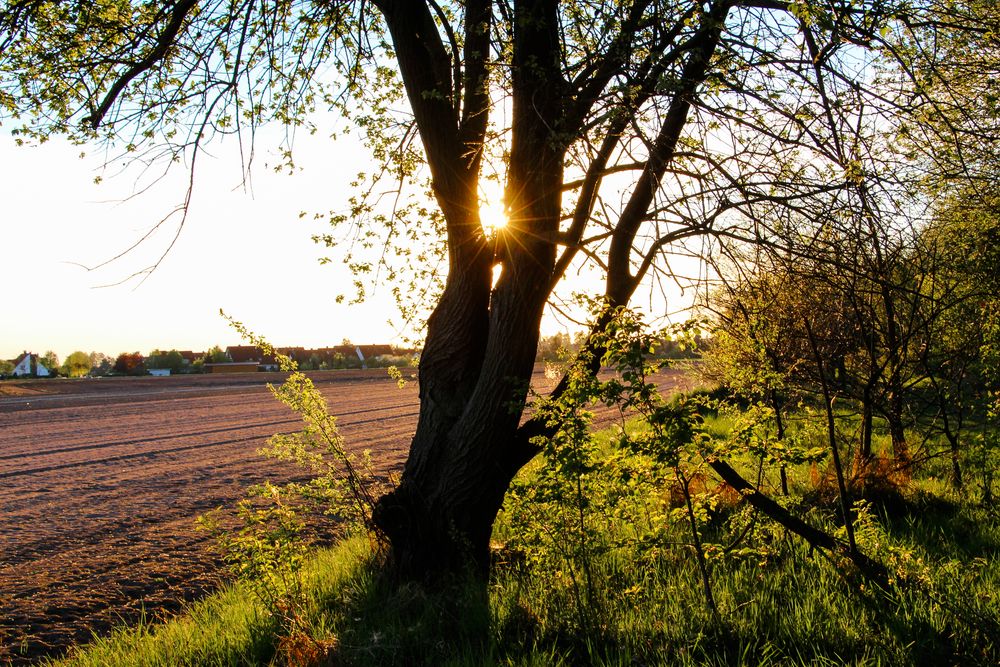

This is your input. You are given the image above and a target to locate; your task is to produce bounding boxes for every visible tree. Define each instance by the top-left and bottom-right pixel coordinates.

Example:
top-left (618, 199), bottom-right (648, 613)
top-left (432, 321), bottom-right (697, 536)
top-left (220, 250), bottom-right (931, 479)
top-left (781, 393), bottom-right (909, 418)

top-left (703, 261), bottom-right (819, 494)
top-left (202, 346), bottom-right (230, 364)
top-left (39, 350), bottom-right (59, 375)
top-left (913, 188), bottom-right (1000, 488)
top-left (89, 352), bottom-right (114, 376)
top-left (146, 349), bottom-right (186, 373)
top-left (113, 352), bottom-right (145, 376)
top-left (3, 1), bottom-right (997, 578)
top-left (706, 175), bottom-right (1000, 487)
top-left (61, 351), bottom-right (92, 378)
top-left (0, 359), bottom-right (13, 377)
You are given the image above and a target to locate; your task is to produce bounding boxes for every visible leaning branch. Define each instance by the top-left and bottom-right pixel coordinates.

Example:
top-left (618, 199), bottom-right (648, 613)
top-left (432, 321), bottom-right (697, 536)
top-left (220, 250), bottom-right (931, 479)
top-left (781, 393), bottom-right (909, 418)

top-left (706, 459), bottom-right (887, 586)
top-left (606, 0), bottom-right (729, 302)
top-left (85, 0), bottom-right (199, 130)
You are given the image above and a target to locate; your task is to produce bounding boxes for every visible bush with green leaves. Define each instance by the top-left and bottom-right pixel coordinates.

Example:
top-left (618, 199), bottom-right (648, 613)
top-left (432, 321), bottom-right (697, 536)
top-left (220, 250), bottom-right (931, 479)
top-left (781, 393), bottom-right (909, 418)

top-left (505, 309), bottom-right (737, 627)
top-left (199, 313), bottom-right (386, 660)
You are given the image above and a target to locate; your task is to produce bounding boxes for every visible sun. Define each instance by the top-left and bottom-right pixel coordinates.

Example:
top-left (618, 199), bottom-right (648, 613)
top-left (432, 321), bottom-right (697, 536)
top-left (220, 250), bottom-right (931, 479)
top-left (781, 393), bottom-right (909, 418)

top-left (479, 201), bottom-right (509, 235)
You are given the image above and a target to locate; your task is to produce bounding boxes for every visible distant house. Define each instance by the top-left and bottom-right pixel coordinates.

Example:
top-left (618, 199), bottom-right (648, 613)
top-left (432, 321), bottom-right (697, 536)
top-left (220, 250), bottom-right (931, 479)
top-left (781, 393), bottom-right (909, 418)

top-left (148, 369), bottom-right (171, 377)
top-left (203, 361), bottom-right (259, 374)
top-left (225, 345), bottom-right (279, 371)
top-left (357, 344), bottom-right (395, 359)
top-left (278, 347), bottom-right (307, 364)
top-left (213, 343), bottom-right (408, 372)
top-left (225, 345), bottom-right (320, 371)
top-left (298, 344), bottom-right (384, 367)
top-left (224, 346), bottom-right (260, 363)
top-left (11, 352), bottom-right (50, 377)
top-left (176, 351), bottom-right (199, 366)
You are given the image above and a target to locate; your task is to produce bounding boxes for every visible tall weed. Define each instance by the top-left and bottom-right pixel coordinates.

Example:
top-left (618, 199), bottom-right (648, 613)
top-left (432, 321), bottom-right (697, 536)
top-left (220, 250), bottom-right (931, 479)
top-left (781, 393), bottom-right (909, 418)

top-left (199, 313), bottom-right (387, 663)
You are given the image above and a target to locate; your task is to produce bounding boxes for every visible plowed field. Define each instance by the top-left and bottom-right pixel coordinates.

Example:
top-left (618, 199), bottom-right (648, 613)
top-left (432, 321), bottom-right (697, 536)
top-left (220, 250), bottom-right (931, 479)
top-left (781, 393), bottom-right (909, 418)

top-left (0, 367), bottom-right (698, 664)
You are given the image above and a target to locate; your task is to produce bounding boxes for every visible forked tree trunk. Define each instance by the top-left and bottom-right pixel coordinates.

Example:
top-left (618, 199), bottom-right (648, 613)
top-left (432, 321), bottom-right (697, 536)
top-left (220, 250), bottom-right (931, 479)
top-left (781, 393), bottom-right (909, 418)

top-left (372, 252), bottom-right (555, 577)
top-left (372, 0), bottom-right (564, 579)
top-left (371, 257), bottom-right (494, 576)
top-left (371, 0), bottom-right (745, 582)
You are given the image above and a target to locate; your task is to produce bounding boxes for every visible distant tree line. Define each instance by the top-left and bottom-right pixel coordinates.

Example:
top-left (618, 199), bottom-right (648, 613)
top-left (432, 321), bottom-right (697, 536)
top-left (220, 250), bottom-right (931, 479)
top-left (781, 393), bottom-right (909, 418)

top-left (536, 330), bottom-right (701, 362)
top-left (2, 345), bottom-right (418, 378)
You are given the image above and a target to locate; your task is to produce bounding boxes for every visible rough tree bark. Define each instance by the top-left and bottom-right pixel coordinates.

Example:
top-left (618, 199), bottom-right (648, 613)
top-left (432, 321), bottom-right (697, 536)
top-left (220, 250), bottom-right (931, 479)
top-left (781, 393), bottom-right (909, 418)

top-left (372, 0), bottom-right (730, 579)
top-left (372, 0), bottom-right (568, 578)
top-left (364, 0), bottom-right (905, 587)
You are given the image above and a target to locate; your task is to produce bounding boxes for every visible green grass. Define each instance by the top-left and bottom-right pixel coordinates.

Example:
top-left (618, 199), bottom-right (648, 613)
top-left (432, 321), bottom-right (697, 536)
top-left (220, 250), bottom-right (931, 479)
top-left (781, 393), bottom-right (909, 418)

top-left (51, 408), bottom-right (1000, 666)
top-left (49, 536), bottom-right (373, 666)
top-left (52, 483), bottom-right (1000, 666)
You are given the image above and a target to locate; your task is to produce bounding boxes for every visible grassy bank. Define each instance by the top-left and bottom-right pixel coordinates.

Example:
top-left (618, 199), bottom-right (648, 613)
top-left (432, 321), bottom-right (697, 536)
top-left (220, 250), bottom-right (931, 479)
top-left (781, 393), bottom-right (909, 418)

top-left (48, 351), bottom-right (1000, 666)
top-left (51, 465), bottom-right (1000, 666)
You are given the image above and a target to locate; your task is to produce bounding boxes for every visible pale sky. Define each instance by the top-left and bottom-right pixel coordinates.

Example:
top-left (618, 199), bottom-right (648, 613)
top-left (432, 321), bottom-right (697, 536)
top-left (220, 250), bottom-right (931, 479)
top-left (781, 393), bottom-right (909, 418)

top-left (1, 129), bottom-right (407, 362)
top-left (1, 124), bottom-right (695, 364)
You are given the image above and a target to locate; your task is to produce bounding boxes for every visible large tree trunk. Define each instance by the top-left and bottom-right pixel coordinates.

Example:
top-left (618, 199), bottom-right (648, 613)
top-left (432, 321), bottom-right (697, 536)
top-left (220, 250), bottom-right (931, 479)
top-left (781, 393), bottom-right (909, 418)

top-left (371, 258), bottom-right (493, 577)
top-left (373, 0), bottom-right (565, 580)
top-left (371, 0), bottom-right (729, 581)
top-left (373, 241), bottom-right (556, 578)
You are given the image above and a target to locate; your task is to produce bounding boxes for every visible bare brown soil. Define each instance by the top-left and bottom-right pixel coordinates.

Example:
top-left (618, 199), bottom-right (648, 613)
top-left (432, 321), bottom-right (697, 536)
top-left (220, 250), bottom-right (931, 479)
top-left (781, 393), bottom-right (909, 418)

top-left (0, 384), bottom-right (52, 398)
top-left (0, 366), bottom-right (699, 665)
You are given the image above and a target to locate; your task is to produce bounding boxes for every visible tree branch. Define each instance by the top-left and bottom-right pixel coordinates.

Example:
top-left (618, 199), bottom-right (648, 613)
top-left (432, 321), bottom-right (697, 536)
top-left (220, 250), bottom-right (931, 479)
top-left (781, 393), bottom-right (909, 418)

top-left (606, 0), bottom-right (730, 302)
top-left (85, 0), bottom-right (198, 130)
top-left (458, 0), bottom-right (492, 174)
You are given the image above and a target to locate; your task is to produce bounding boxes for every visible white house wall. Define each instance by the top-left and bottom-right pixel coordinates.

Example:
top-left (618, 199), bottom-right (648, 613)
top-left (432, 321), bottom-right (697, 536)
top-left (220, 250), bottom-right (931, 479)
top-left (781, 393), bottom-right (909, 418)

top-left (13, 355), bottom-right (49, 377)
top-left (13, 357), bottom-right (31, 376)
